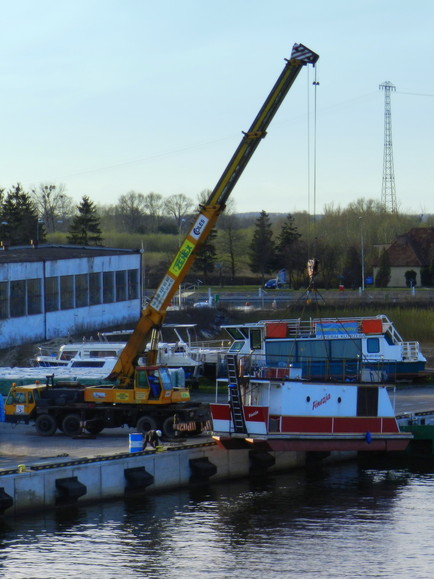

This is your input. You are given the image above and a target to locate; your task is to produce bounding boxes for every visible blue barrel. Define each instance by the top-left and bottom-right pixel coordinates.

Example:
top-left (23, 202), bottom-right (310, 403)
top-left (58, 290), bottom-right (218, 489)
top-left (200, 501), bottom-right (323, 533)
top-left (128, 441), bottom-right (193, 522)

top-left (129, 432), bottom-right (143, 453)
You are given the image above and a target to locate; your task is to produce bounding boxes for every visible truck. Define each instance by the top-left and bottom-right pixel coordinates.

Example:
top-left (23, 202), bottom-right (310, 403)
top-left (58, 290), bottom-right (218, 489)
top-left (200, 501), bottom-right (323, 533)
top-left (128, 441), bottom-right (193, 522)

top-left (4, 43), bottom-right (319, 437)
top-left (5, 368), bottom-right (209, 437)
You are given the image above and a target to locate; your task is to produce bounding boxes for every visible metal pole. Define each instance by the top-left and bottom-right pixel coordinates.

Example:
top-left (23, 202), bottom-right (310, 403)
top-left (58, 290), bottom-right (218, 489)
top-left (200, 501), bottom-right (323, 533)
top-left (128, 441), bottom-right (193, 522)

top-left (359, 217), bottom-right (365, 292)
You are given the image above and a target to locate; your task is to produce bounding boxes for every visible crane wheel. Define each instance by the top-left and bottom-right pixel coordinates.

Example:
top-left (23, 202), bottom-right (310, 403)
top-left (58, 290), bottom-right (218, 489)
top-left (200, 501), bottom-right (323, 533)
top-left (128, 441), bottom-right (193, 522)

top-left (136, 415), bottom-right (157, 434)
top-left (162, 415), bottom-right (177, 438)
top-left (35, 414), bottom-right (57, 436)
top-left (62, 413), bottom-right (82, 437)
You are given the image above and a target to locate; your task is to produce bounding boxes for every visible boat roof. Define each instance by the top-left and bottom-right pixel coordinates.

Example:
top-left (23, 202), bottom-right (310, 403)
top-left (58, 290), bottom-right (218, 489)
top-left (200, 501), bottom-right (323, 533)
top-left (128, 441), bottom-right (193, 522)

top-left (222, 314), bottom-right (391, 330)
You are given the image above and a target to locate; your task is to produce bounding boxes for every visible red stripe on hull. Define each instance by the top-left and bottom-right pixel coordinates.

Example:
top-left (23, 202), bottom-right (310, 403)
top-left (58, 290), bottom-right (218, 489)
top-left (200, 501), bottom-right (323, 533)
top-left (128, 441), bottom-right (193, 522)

top-left (279, 416), bottom-right (400, 434)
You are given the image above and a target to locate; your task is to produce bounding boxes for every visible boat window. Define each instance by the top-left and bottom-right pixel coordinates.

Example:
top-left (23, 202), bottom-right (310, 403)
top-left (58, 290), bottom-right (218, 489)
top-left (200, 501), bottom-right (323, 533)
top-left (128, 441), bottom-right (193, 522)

top-left (225, 328), bottom-right (248, 341)
top-left (366, 338), bottom-right (380, 354)
top-left (265, 341), bottom-right (297, 366)
top-left (357, 386), bottom-right (378, 416)
top-left (297, 340), bottom-right (329, 360)
top-left (88, 350), bottom-right (118, 358)
top-left (250, 329), bottom-right (262, 350)
top-left (71, 361), bottom-right (105, 368)
top-left (60, 350), bottom-right (78, 360)
top-left (229, 341), bottom-right (245, 353)
top-left (329, 339), bottom-right (361, 359)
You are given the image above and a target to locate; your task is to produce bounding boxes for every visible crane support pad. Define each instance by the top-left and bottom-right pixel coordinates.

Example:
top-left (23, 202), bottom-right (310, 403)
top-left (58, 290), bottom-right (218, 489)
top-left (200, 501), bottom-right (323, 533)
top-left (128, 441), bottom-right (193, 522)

top-left (55, 476), bottom-right (87, 504)
top-left (0, 487), bottom-right (13, 514)
top-left (124, 467), bottom-right (154, 491)
top-left (189, 457), bottom-right (217, 483)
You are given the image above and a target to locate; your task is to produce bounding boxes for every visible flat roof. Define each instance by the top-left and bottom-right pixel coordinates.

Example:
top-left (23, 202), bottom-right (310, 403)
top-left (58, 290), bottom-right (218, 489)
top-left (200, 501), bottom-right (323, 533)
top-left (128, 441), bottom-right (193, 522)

top-left (0, 244), bottom-right (141, 264)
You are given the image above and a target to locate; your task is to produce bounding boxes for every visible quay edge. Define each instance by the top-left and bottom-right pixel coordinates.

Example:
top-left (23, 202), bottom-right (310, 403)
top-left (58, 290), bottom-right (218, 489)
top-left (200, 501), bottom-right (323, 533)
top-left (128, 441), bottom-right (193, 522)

top-left (0, 440), bottom-right (356, 518)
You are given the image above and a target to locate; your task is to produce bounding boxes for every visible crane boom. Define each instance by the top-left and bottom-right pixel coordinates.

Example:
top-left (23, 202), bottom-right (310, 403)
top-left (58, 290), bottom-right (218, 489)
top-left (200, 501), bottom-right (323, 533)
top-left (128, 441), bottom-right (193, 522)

top-left (109, 43), bottom-right (319, 385)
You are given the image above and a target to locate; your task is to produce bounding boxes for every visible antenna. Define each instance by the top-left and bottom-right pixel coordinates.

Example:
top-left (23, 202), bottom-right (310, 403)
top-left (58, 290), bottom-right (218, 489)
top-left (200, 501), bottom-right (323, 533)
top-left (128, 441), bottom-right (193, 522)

top-left (379, 81), bottom-right (398, 212)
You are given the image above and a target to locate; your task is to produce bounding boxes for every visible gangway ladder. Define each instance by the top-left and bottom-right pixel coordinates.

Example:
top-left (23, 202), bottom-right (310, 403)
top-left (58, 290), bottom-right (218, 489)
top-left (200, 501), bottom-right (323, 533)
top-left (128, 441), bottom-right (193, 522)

top-left (226, 354), bottom-right (247, 434)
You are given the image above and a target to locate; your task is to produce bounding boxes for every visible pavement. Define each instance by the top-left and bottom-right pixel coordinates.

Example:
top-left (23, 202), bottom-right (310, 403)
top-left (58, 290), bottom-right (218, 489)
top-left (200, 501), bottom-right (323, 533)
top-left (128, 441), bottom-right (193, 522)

top-left (2, 386), bottom-right (434, 471)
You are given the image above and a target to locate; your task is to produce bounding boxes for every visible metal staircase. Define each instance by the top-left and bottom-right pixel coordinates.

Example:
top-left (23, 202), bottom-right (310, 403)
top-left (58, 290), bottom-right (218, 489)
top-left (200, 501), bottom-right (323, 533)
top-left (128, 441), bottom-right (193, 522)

top-left (226, 354), bottom-right (247, 434)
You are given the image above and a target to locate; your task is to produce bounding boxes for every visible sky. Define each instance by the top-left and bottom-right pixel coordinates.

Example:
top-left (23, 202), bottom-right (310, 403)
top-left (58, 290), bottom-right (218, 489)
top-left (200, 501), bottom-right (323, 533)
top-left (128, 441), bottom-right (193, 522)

top-left (1, 1), bottom-right (434, 215)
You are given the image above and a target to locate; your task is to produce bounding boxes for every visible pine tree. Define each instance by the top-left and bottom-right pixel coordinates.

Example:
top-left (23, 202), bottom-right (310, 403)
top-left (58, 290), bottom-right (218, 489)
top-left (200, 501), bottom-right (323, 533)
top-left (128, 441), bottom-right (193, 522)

top-left (67, 196), bottom-right (103, 246)
top-left (375, 250), bottom-right (391, 288)
top-left (275, 213), bottom-right (303, 286)
top-left (249, 210), bottom-right (275, 281)
top-left (342, 245), bottom-right (362, 289)
top-left (193, 228), bottom-right (217, 282)
top-left (0, 183), bottom-right (42, 245)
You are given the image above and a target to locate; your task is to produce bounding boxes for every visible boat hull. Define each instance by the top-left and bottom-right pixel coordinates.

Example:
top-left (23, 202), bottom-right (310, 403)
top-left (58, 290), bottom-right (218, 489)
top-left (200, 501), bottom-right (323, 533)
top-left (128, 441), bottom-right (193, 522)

top-left (213, 433), bottom-right (411, 452)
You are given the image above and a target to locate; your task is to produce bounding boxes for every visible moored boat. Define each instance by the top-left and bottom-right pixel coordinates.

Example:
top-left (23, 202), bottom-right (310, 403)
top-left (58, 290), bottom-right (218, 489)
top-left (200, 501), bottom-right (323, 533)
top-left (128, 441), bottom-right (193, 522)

top-left (210, 354), bottom-right (412, 453)
top-left (221, 314), bottom-right (426, 383)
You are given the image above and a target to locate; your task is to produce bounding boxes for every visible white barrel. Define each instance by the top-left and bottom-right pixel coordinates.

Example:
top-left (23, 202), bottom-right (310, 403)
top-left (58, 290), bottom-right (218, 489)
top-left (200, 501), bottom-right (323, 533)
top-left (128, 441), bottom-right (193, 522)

top-left (129, 432), bottom-right (143, 453)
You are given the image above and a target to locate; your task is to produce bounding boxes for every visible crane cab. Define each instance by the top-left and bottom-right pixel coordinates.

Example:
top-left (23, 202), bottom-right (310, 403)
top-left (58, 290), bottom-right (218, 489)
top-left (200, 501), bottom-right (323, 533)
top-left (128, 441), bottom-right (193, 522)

top-left (83, 366), bottom-right (191, 404)
top-left (134, 366), bottom-right (191, 403)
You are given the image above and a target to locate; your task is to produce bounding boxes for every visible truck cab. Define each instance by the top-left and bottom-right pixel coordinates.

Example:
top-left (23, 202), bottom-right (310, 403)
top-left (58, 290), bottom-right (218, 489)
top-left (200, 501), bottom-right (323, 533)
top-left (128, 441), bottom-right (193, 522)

top-left (4, 383), bottom-right (44, 423)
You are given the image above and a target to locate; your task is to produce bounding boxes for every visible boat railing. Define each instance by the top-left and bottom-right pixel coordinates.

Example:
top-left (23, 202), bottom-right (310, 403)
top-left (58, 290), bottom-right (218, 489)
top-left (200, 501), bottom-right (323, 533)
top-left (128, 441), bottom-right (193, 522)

top-left (401, 341), bottom-right (421, 361)
top-left (237, 353), bottom-right (392, 383)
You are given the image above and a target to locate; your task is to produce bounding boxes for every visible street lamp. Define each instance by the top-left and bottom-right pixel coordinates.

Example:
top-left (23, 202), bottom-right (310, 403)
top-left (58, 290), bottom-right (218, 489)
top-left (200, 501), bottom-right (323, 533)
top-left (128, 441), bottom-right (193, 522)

top-left (36, 219), bottom-right (45, 243)
top-left (1, 221), bottom-right (8, 249)
top-left (359, 217), bottom-right (365, 292)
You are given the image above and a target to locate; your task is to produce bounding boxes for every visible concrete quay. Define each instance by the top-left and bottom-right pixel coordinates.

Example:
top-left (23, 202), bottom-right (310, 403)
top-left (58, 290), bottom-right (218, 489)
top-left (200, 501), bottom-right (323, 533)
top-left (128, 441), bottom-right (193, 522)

top-left (0, 422), bottom-right (317, 518)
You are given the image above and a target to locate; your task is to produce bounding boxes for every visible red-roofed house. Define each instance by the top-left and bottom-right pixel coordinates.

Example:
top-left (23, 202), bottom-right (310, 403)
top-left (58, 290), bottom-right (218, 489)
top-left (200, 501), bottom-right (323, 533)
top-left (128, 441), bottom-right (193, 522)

top-left (373, 227), bottom-right (434, 287)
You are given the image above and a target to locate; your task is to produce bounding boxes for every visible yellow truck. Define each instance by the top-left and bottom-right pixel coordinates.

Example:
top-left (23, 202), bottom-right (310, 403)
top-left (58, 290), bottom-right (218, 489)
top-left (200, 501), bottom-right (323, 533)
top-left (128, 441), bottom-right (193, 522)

top-left (5, 366), bottom-right (209, 437)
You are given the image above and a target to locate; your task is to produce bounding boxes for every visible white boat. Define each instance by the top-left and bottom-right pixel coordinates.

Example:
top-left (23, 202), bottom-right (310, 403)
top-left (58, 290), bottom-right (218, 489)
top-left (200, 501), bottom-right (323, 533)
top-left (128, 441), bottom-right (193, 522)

top-left (34, 326), bottom-right (204, 385)
top-left (34, 341), bottom-right (125, 370)
top-left (221, 314), bottom-right (426, 383)
top-left (210, 354), bottom-right (412, 453)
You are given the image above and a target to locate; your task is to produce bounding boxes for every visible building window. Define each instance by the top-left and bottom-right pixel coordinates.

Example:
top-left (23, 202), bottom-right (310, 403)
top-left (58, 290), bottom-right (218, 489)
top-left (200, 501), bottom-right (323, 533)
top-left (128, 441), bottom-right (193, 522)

top-left (75, 274), bottom-right (89, 308)
top-left (0, 281), bottom-right (8, 319)
top-left (27, 278), bottom-right (42, 315)
top-left (10, 280), bottom-right (26, 318)
top-left (44, 276), bottom-right (59, 312)
top-left (128, 269), bottom-right (139, 300)
top-left (60, 275), bottom-right (74, 310)
top-left (116, 270), bottom-right (127, 301)
top-left (89, 272), bottom-right (101, 305)
top-left (103, 271), bottom-right (114, 303)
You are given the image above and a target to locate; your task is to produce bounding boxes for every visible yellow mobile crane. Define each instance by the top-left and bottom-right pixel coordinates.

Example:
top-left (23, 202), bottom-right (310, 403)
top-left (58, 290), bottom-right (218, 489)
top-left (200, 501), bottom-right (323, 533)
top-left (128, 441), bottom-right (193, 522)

top-left (5, 43), bottom-right (318, 437)
top-left (108, 42), bottom-right (319, 383)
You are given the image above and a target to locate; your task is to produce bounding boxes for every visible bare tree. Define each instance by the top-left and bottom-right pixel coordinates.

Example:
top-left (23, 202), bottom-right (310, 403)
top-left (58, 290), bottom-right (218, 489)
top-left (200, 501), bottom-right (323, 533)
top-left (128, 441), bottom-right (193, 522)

top-left (116, 191), bottom-right (146, 232)
top-left (164, 193), bottom-right (194, 227)
top-left (143, 192), bottom-right (164, 232)
top-left (31, 183), bottom-right (74, 233)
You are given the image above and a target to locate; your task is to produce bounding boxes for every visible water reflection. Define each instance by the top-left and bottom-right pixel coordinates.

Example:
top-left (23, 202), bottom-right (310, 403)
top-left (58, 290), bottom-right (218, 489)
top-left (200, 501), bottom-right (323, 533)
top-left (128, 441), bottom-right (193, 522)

top-left (0, 462), bottom-right (433, 578)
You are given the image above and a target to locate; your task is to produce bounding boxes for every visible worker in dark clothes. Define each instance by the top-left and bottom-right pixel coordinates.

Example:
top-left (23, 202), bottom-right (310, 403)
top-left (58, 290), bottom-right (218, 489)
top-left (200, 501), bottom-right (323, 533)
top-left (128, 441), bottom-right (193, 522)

top-left (147, 370), bottom-right (161, 399)
top-left (143, 429), bottom-right (162, 450)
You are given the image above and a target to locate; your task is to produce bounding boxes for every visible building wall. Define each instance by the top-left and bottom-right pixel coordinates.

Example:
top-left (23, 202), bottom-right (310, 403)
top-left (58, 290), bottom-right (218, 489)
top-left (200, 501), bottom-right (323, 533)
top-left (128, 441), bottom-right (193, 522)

top-left (0, 252), bottom-right (142, 348)
top-left (372, 266), bottom-right (422, 288)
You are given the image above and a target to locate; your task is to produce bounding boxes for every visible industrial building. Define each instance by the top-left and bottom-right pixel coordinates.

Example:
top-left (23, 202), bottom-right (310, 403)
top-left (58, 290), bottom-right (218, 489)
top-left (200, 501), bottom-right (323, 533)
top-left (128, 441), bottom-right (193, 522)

top-left (0, 245), bottom-right (142, 349)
